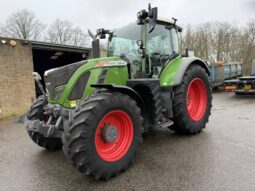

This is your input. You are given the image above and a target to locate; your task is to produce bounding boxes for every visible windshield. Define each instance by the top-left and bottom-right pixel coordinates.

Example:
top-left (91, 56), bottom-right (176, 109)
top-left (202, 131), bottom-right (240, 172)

top-left (108, 22), bottom-right (180, 78)
top-left (108, 23), bottom-right (141, 63)
top-left (147, 25), bottom-right (179, 64)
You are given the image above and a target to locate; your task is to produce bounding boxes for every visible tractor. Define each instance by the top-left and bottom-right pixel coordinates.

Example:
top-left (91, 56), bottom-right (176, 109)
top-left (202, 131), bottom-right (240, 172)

top-left (24, 5), bottom-right (212, 180)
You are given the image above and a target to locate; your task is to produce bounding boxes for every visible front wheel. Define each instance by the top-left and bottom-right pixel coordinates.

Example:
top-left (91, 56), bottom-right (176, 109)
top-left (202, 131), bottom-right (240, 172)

top-left (170, 65), bottom-right (212, 134)
top-left (62, 92), bottom-right (144, 180)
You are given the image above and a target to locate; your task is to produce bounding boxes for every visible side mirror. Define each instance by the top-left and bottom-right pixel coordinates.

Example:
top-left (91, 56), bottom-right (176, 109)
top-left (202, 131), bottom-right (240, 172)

top-left (137, 4), bottom-right (158, 33)
top-left (148, 6), bottom-right (158, 33)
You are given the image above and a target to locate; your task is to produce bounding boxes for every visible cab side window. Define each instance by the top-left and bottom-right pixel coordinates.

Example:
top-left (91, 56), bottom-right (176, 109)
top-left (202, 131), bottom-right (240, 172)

top-left (147, 24), bottom-right (173, 75)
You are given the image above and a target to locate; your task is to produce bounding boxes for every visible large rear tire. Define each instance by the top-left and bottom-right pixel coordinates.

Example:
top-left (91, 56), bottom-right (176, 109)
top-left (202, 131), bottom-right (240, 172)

top-left (62, 92), bottom-right (144, 180)
top-left (170, 65), bottom-right (212, 134)
top-left (27, 96), bottom-right (62, 151)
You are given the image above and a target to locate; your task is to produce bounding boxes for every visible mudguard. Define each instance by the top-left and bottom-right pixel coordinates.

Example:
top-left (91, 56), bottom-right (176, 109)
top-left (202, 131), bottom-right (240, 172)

top-left (160, 56), bottom-right (210, 87)
top-left (91, 84), bottom-right (145, 112)
top-left (91, 84), bottom-right (148, 128)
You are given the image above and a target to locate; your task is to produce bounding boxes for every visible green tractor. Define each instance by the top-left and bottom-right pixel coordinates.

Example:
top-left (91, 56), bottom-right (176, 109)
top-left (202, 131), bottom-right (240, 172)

top-left (25, 5), bottom-right (212, 180)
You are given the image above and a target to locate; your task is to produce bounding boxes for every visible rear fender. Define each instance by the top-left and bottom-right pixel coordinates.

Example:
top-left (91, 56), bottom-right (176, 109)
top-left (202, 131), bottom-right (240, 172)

top-left (160, 57), bottom-right (210, 87)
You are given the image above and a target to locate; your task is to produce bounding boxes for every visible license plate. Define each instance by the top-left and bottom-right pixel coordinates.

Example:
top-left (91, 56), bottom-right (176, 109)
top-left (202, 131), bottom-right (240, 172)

top-left (245, 85), bottom-right (251, 89)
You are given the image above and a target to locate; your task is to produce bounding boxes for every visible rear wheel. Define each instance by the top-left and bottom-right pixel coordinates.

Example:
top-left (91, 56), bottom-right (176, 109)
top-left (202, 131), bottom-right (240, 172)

top-left (170, 65), bottom-right (212, 134)
top-left (62, 92), bottom-right (143, 180)
top-left (27, 96), bottom-right (62, 151)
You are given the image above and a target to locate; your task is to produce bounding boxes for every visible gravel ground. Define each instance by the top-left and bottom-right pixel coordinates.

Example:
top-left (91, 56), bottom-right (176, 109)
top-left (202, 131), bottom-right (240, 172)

top-left (0, 91), bottom-right (255, 191)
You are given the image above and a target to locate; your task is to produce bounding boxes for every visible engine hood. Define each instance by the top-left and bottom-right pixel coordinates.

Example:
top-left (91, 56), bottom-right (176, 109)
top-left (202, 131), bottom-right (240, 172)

top-left (44, 57), bottom-right (127, 102)
top-left (44, 60), bottom-right (87, 98)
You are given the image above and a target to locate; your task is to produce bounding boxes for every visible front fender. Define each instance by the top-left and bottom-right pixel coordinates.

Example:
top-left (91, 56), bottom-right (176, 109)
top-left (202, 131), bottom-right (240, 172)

top-left (91, 84), bottom-right (146, 115)
top-left (160, 57), bottom-right (210, 87)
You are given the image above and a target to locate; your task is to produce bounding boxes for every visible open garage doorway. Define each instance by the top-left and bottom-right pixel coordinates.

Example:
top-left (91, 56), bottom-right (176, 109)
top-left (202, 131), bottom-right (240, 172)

top-left (31, 42), bottom-right (91, 97)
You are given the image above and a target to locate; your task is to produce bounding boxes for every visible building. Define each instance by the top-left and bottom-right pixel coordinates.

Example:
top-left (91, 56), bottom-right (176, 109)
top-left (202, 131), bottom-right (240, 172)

top-left (0, 37), bottom-right (91, 119)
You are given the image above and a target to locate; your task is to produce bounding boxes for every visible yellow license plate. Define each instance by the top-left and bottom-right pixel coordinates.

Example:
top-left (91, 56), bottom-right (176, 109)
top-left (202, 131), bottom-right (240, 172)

top-left (245, 85), bottom-right (251, 89)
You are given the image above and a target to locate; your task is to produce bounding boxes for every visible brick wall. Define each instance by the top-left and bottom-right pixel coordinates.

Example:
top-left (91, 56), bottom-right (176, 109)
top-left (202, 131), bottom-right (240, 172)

top-left (0, 38), bottom-right (35, 119)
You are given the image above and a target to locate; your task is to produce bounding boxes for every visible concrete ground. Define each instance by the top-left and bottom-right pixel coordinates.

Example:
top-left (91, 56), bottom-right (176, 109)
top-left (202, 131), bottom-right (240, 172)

top-left (0, 91), bottom-right (255, 191)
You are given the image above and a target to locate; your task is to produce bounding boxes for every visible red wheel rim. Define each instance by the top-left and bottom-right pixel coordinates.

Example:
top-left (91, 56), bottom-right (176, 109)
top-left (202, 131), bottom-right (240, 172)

top-left (186, 78), bottom-right (207, 121)
top-left (95, 110), bottom-right (134, 162)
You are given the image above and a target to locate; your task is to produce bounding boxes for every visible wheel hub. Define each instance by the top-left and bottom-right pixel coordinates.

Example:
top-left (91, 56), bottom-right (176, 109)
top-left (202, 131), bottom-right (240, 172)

top-left (101, 124), bottom-right (119, 143)
top-left (95, 110), bottom-right (134, 162)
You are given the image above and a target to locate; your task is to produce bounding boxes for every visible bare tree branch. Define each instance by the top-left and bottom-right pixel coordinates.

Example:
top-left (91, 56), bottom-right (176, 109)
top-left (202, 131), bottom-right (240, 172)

top-left (46, 19), bottom-right (90, 47)
top-left (182, 20), bottom-right (255, 75)
top-left (1, 9), bottom-right (45, 40)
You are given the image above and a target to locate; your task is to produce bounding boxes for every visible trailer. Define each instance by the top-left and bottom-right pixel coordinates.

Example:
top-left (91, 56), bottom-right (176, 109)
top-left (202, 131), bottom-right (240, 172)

top-left (224, 76), bottom-right (255, 94)
top-left (224, 75), bottom-right (255, 95)
top-left (208, 61), bottom-right (242, 88)
top-left (224, 62), bottom-right (255, 95)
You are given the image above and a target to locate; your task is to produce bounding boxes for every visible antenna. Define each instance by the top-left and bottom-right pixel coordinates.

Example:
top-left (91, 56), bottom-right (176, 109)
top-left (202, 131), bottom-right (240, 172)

top-left (172, 17), bottom-right (178, 25)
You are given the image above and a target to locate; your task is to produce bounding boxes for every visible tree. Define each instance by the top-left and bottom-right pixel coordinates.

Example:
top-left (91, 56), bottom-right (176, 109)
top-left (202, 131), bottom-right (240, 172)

top-left (0, 9), bottom-right (44, 40)
top-left (46, 19), bottom-right (72, 45)
top-left (239, 20), bottom-right (255, 74)
top-left (71, 27), bottom-right (90, 47)
top-left (182, 20), bottom-right (255, 75)
top-left (0, 22), bottom-right (3, 34)
top-left (46, 19), bottom-right (90, 47)
top-left (182, 24), bottom-right (195, 51)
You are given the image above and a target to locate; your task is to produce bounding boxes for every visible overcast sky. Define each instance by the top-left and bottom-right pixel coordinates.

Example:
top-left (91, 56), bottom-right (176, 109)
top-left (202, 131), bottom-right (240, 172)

top-left (0, 0), bottom-right (254, 31)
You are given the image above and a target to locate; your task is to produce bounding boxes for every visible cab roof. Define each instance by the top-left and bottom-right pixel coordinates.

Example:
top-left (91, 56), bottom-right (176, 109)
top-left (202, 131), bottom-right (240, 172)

top-left (157, 17), bottom-right (183, 32)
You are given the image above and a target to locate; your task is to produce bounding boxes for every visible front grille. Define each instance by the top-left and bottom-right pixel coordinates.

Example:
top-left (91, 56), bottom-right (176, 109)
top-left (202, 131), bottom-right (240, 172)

top-left (98, 69), bottom-right (108, 84)
top-left (53, 85), bottom-right (66, 100)
top-left (68, 72), bottom-right (91, 100)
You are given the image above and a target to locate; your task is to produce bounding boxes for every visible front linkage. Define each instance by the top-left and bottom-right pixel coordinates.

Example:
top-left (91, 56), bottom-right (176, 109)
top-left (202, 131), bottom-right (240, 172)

top-left (24, 72), bottom-right (69, 139)
top-left (24, 104), bottom-right (66, 138)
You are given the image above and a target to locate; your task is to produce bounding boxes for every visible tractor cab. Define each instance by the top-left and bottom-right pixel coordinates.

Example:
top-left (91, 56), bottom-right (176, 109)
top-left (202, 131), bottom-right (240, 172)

top-left (107, 19), bottom-right (182, 78)
top-left (94, 6), bottom-right (183, 79)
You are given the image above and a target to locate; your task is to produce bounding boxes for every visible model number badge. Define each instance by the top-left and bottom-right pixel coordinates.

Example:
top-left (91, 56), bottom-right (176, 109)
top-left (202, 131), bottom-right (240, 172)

top-left (96, 61), bottom-right (127, 67)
